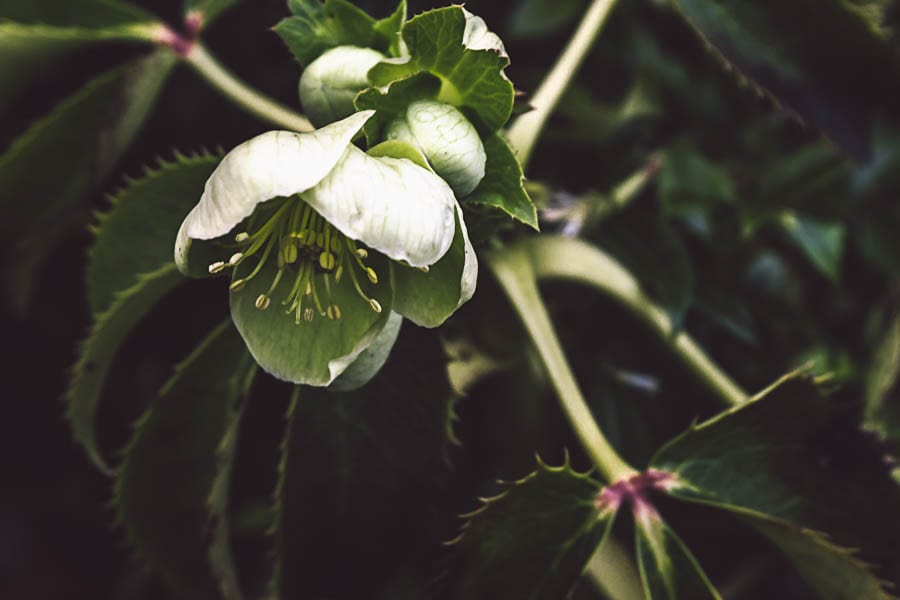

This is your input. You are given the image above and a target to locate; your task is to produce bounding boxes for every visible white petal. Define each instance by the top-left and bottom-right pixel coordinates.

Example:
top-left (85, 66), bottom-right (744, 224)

top-left (303, 145), bottom-right (456, 267)
top-left (461, 8), bottom-right (508, 58)
top-left (181, 111), bottom-right (373, 239)
top-left (386, 100), bottom-right (486, 197)
top-left (299, 46), bottom-right (384, 127)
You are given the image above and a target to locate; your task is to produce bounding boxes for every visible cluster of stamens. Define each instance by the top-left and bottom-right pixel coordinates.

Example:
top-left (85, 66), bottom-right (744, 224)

top-left (207, 198), bottom-right (382, 324)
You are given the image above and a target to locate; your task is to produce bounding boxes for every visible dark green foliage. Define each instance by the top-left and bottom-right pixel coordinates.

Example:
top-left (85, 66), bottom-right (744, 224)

top-left (438, 459), bottom-right (611, 600)
top-left (115, 321), bottom-right (253, 597)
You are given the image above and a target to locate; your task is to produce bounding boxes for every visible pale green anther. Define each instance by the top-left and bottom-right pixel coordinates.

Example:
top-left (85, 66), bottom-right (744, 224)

top-left (319, 252), bottom-right (336, 270)
top-left (229, 252), bottom-right (244, 266)
top-left (230, 279), bottom-right (245, 291)
top-left (386, 100), bottom-right (487, 197)
top-left (208, 261), bottom-right (226, 274)
top-left (283, 241), bottom-right (299, 264)
top-left (417, 265), bottom-right (430, 273)
top-left (368, 298), bottom-right (382, 313)
top-left (255, 294), bottom-right (271, 310)
top-left (234, 232), bottom-right (250, 242)
top-left (335, 264), bottom-right (344, 283)
top-left (304, 307), bottom-right (315, 321)
top-left (327, 304), bottom-right (342, 320)
top-left (356, 248), bottom-right (368, 259)
top-left (299, 46), bottom-right (385, 127)
top-left (366, 267), bottom-right (378, 284)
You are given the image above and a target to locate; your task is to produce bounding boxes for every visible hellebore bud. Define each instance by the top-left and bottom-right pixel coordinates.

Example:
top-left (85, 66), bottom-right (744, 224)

top-left (299, 46), bottom-right (385, 127)
top-left (385, 100), bottom-right (486, 197)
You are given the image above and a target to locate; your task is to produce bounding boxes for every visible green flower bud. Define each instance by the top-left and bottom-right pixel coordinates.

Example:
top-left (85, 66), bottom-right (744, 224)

top-left (299, 46), bottom-right (385, 127)
top-left (386, 100), bottom-right (486, 197)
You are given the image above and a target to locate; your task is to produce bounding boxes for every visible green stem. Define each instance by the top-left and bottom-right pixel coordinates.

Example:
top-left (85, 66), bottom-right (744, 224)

top-left (185, 44), bottom-right (313, 133)
top-left (523, 236), bottom-right (748, 407)
top-left (505, 0), bottom-right (620, 169)
top-left (488, 246), bottom-right (638, 482)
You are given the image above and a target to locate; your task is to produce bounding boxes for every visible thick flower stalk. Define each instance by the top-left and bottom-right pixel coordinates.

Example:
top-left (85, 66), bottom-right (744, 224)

top-left (175, 110), bottom-right (476, 387)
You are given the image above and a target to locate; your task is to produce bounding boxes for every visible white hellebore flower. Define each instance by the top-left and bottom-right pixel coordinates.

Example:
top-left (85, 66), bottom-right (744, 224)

top-left (174, 110), bottom-right (477, 387)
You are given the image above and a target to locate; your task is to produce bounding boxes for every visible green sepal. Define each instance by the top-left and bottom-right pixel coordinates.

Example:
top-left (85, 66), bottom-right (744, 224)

top-left (114, 321), bottom-right (254, 596)
top-left (392, 208), bottom-right (472, 328)
top-left (438, 458), bottom-right (613, 600)
top-left (87, 152), bottom-right (221, 314)
top-left (0, 49), bottom-right (176, 310)
top-left (354, 71), bottom-right (442, 145)
top-left (328, 311), bottom-right (402, 391)
top-left (66, 264), bottom-right (186, 474)
top-left (276, 0), bottom-right (406, 66)
top-left (229, 252), bottom-right (394, 386)
top-left (634, 516), bottom-right (720, 599)
top-left (466, 132), bottom-right (538, 229)
top-left (671, 0), bottom-right (900, 161)
top-left (366, 138), bottom-right (431, 170)
top-left (272, 326), bottom-right (457, 597)
top-left (651, 374), bottom-right (900, 598)
top-left (367, 6), bottom-right (515, 132)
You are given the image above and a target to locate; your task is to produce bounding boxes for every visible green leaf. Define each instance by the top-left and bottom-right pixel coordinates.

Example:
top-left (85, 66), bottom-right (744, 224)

top-left (272, 326), bottom-right (457, 597)
top-left (87, 153), bottom-right (220, 315)
top-left (0, 49), bottom-right (177, 309)
top-left (368, 6), bottom-right (515, 132)
top-left (115, 321), bottom-right (254, 596)
top-left (650, 375), bottom-right (900, 597)
top-left (781, 213), bottom-right (845, 282)
top-left (865, 310), bottom-right (900, 453)
top-left (466, 132), bottom-right (538, 228)
top-left (0, 0), bottom-right (154, 26)
top-left (0, 0), bottom-right (158, 110)
top-left (275, 0), bottom-right (403, 66)
top-left (208, 391), bottom-right (249, 600)
top-left (67, 264), bottom-right (185, 474)
top-left (634, 516), bottom-right (720, 599)
top-left (746, 517), bottom-right (891, 600)
top-left (657, 146), bottom-right (737, 217)
top-left (439, 459), bottom-right (612, 600)
top-left (229, 252), bottom-right (393, 386)
top-left (670, 0), bottom-right (900, 161)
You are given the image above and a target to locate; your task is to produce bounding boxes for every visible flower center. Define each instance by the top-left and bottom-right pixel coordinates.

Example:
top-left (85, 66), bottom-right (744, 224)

top-left (207, 197), bottom-right (382, 324)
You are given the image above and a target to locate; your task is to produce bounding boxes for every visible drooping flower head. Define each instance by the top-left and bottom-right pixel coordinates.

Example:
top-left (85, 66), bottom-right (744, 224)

top-left (175, 111), bottom-right (476, 387)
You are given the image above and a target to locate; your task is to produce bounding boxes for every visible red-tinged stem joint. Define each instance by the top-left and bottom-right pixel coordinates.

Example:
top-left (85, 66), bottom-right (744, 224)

top-left (595, 469), bottom-right (677, 523)
top-left (153, 12), bottom-right (204, 58)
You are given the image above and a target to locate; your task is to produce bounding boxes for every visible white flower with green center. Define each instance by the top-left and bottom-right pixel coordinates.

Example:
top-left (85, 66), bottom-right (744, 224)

top-left (175, 110), bottom-right (477, 387)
